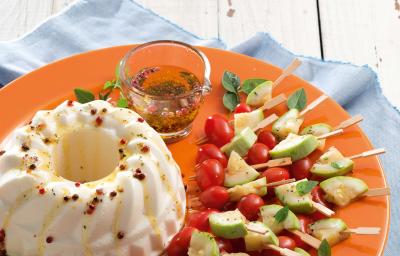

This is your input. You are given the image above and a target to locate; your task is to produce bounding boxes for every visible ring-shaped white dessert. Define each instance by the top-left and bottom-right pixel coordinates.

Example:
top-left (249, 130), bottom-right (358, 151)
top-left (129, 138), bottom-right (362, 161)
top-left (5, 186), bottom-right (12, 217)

top-left (0, 100), bottom-right (186, 256)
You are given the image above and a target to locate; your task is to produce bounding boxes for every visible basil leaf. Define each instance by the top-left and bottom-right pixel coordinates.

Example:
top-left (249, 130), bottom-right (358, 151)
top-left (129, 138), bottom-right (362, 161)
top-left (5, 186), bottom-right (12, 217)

top-left (287, 88), bottom-right (307, 111)
top-left (103, 80), bottom-right (114, 90)
top-left (223, 92), bottom-right (240, 111)
top-left (330, 161), bottom-right (344, 169)
top-left (274, 206), bottom-right (290, 223)
top-left (241, 78), bottom-right (267, 94)
top-left (113, 80), bottom-right (122, 90)
top-left (74, 88), bottom-right (95, 103)
top-left (117, 97), bottom-right (128, 108)
top-left (222, 71), bottom-right (240, 93)
top-left (318, 239), bottom-right (331, 256)
top-left (296, 180), bottom-right (319, 196)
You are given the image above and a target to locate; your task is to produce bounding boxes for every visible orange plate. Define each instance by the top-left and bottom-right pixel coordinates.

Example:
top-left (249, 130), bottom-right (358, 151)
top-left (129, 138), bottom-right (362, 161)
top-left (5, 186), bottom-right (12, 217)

top-left (0, 45), bottom-right (389, 255)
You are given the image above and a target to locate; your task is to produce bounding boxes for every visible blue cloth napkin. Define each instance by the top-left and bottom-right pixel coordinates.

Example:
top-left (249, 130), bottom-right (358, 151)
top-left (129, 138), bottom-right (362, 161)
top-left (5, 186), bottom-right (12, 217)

top-left (0, 0), bottom-right (398, 254)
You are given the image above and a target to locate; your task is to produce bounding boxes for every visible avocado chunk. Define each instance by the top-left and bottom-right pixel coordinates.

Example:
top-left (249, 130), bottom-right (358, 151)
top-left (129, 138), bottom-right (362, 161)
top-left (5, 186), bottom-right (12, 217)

top-left (188, 231), bottom-right (219, 256)
top-left (310, 147), bottom-right (354, 178)
top-left (309, 218), bottom-right (350, 246)
top-left (209, 210), bottom-right (248, 239)
top-left (234, 109), bottom-right (264, 135)
top-left (260, 204), bottom-right (300, 234)
top-left (246, 81), bottom-right (273, 106)
top-left (228, 177), bottom-right (267, 201)
top-left (300, 123), bottom-right (333, 150)
top-left (221, 127), bottom-right (257, 157)
top-left (320, 176), bottom-right (368, 207)
top-left (274, 179), bottom-right (314, 214)
top-left (272, 109), bottom-right (304, 140)
top-left (269, 133), bottom-right (318, 161)
top-left (224, 151), bottom-right (260, 187)
top-left (294, 247), bottom-right (311, 256)
top-left (244, 221), bottom-right (279, 251)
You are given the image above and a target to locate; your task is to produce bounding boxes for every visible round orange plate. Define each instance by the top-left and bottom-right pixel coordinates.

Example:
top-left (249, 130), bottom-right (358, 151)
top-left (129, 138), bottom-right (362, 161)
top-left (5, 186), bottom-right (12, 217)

top-left (0, 45), bottom-right (389, 255)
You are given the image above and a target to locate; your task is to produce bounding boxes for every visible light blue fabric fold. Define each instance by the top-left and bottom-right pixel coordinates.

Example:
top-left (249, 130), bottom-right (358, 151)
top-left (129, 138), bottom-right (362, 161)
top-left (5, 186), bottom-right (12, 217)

top-left (0, 0), bottom-right (398, 254)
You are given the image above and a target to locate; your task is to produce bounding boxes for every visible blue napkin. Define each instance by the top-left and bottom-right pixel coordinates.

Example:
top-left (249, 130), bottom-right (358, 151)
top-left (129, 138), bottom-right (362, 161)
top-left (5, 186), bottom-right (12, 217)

top-left (0, 0), bottom-right (398, 254)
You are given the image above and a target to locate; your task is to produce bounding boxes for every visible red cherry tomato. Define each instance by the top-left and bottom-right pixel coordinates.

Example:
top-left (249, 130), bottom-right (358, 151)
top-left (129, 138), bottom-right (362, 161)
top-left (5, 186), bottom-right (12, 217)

top-left (260, 167), bottom-right (290, 195)
top-left (187, 209), bottom-right (219, 232)
top-left (234, 103), bottom-right (252, 114)
top-left (279, 236), bottom-right (296, 250)
top-left (204, 114), bottom-right (234, 147)
top-left (167, 227), bottom-right (197, 256)
top-left (237, 194), bottom-right (264, 221)
top-left (289, 157), bottom-right (312, 180)
top-left (311, 185), bottom-right (327, 206)
top-left (196, 159), bottom-right (225, 190)
top-left (257, 130), bottom-right (277, 149)
top-left (247, 143), bottom-right (270, 165)
top-left (196, 144), bottom-right (228, 167)
top-left (216, 238), bottom-right (233, 253)
top-left (200, 186), bottom-right (229, 210)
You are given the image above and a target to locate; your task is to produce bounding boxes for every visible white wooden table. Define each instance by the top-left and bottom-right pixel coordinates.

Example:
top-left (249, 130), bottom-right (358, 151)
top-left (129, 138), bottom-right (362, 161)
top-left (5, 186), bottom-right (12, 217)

top-left (1, 0), bottom-right (399, 106)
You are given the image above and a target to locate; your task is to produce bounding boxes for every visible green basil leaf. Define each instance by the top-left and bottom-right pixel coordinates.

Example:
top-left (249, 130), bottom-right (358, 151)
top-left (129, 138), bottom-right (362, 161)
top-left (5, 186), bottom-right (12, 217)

top-left (117, 97), bottom-right (128, 108)
top-left (103, 80), bottom-right (114, 90)
top-left (274, 206), bottom-right (290, 223)
top-left (330, 161), bottom-right (344, 169)
top-left (318, 239), bottom-right (331, 256)
top-left (296, 180), bottom-right (319, 196)
top-left (74, 88), bottom-right (95, 103)
top-left (99, 90), bottom-right (112, 101)
top-left (241, 78), bottom-right (268, 94)
top-left (113, 80), bottom-right (122, 90)
top-left (287, 88), bottom-right (307, 111)
top-left (223, 92), bottom-right (240, 111)
top-left (222, 71), bottom-right (240, 93)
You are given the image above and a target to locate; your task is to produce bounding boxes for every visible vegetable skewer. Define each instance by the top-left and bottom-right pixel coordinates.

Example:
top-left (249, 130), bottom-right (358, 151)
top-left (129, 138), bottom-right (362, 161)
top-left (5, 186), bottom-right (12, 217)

top-left (271, 58), bottom-right (302, 90)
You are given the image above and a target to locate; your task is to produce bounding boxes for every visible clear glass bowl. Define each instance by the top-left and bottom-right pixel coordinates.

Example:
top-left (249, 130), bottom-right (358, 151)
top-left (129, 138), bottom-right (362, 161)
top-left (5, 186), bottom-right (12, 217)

top-left (119, 40), bottom-right (211, 143)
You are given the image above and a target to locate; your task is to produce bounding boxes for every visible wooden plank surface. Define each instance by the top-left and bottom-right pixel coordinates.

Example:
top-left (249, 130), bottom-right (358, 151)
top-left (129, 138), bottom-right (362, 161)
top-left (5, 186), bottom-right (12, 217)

top-left (218, 0), bottom-right (322, 57)
top-left (318, 0), bottom-right (400, 105)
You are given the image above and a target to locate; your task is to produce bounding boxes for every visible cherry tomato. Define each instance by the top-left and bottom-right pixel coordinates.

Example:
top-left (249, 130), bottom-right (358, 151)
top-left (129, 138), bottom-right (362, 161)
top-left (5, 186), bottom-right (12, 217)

top-left (247, 143), bottom-right (270, 165)
top-left (204, 114), bottom-right (234, 147)
top-left (216, 238), bottom-right (233, 253)
top-left (257, 130), bottom-right (277, 149)
top-left (289, 157), bottom-right (312, 180)
top-left (229, 238), bottom-right (246, 252)
top-left (196, 159), bottom-right (225, 190)
top-left (237, 194), bottom-right (264, 221)
top-left (187, 209), bottom-right (219, 232)
top-left (279, 236), bottom-right (296, 250)
top-left (167, 227), bottom-right (196, 256)
top-left (260, 167), bottom-right (290, 195)
top-left (199, 186), bottom-right (229, 210)
top-left (311, 185), bottom-right (327, 206)
top-left (196, 144), bottom-right (228, 167)
top-left (234, 103), bottom-right (252, 114)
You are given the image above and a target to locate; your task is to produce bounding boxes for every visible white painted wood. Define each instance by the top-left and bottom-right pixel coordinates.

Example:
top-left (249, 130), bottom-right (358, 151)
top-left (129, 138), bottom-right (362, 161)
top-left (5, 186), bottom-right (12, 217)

top-left (0, 0), bottom-right (75, 41)
top-left (134, 0), bottom-right (219, 39)
top-left (218, 0), bottom-right (322, 57)
top-left (319, 0), bottom-right (400, 106)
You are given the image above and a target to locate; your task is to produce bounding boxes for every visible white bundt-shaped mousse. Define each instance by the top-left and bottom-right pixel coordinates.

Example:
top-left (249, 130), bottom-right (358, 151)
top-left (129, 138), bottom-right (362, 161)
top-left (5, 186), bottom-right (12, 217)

top-left (0, 100), bottom-right (186, 256)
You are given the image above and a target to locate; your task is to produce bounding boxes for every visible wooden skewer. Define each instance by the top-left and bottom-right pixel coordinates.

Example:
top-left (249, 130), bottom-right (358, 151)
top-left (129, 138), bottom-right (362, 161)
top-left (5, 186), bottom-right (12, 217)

top-left (272, 58), bottom-right (302, 89)
top-left (341, 227), bottom-right (381, 235)
top-left (364, 187), bottom-right (391, 197)
top-left (252, 114), bottom-right (279, 132)
top-left (311, 201), bottom-right (335, 217)
top-left (252, 157), bottom-right (292, 170)
top-left (195, 136), bottom-right (208, 145)
top-left (348, 148), bottom-right (386, 160)
top-left (299, 94), bottom-right (328, 117)
top-left (316, 129), bottom-right (344, 140)
top-left (257, 93), bottom-right (287, 111)
top-left (334, 114), bottom-right (363, 130)
top-left (188, 157), bottom-right (292, 181)
top-left (288, 230), bottom-right (321, 249)
top-left (265, 244), bottom-right (302, 256)
top-left (245, 223), bottom-right (268, 235)
top-left (257, 178), bottom-right (296, 188)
